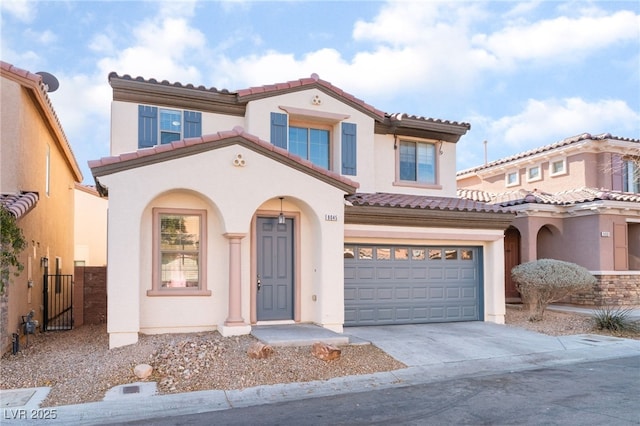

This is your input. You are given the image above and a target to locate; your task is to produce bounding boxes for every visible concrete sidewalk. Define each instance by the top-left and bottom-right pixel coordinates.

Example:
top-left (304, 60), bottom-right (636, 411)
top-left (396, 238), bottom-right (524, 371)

top-left (2, 321), bottom-right (639, 425)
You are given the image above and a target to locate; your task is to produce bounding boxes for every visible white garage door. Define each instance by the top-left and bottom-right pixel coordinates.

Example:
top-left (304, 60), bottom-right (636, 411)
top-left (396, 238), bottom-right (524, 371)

top-left (344, 245), bottom-right (482, 326)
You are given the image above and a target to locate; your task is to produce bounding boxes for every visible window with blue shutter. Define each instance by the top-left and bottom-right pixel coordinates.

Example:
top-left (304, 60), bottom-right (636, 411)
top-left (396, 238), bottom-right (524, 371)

top-left (270, 112), bottom-right (288, 149)
top-left (341, 122), bottom-right (357, 175)
top-left (184, 111), bottom-right (202, 138)
top-left (138, 105), bottom-right (158, 148)
top-left (138, 106), bottom-right (202, 148)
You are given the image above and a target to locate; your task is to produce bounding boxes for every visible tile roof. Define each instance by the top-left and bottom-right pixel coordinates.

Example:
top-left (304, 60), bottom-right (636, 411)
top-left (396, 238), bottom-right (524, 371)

top-left (457, 187), bottom-right (640, 207)
top-left (89, 126), bottom-right (359, 194)
top-left (108, 72), bottom-right (470, 131)
top-left (1, 61), bottom-right (83, 182)
top-left (0, 192), bottom-right (39, 219)
top-left (346, 192), bottom-right (512, 213)
top-left (457, 133), bottom-right (639, 176)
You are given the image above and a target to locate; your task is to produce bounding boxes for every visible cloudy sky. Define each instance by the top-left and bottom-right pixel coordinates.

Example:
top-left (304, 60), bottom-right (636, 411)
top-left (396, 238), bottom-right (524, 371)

top-left (2, 0), bottom-right (638, 183)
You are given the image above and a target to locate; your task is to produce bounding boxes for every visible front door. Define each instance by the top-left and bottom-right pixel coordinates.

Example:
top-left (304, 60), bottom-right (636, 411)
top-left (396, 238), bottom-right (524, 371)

top-left (257, 217), bottom-right (294, 321)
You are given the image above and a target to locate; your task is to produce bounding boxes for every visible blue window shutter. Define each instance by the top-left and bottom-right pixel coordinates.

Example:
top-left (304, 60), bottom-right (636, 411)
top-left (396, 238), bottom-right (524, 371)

top-left (270, 112), bottom-right (288, 149)
top-left (184, 110), bottom-right (202, 138)
top-left (341, 122), bottom-right (357, 175)
top-left (138, 105), bottom-right (158, 148)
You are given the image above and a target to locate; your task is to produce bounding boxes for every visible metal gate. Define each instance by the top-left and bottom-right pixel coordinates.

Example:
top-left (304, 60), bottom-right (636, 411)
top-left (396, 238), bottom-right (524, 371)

top-left (43, 274), bottom-right (73, 331)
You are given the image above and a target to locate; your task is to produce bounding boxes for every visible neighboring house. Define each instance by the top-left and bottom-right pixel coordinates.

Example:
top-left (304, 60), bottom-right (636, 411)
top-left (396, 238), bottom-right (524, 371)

top-left (457, 133), bottom-right (640, 304)
top-left (74, 183), bottom-right (107, 267)
top-left (0, 61), bottom-right (82, 354)
top-left (90, 72), bottom-right (514, 349)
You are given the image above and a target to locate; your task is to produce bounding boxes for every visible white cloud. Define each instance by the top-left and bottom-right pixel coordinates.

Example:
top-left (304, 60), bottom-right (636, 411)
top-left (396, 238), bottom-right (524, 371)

top-left (1, 0), bottom-right (35, 22)
top-left (487, 97), bottom-right (640, 149)
top-left (473, 10), bottom-right (640, 65)
top-left (24, 28), bottom-right (56, 45)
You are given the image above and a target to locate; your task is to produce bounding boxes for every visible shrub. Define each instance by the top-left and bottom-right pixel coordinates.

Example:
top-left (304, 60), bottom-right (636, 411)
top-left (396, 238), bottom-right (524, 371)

top-left (511, 259), bottom-right (596, 322)
top-left (1, 205), bottom-right (27, 294)
top-left (592, 306), bottom-right (639, 333)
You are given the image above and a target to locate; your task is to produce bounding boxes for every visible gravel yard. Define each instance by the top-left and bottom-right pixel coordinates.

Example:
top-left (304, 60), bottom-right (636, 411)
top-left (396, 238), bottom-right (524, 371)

top-left (1, 305), bottom-right (638, 408)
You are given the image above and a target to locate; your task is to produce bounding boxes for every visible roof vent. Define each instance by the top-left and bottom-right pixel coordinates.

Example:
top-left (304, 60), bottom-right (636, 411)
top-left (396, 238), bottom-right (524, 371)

top-left (36, 71), bottom-right (59, 93)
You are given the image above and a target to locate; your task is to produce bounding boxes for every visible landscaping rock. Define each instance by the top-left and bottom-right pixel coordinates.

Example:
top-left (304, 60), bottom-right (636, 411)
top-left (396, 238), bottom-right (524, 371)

top-left (134, 363), bottom-right (153, 379)
top-left (311, 342), bottom-right (341, 361)
top-left (247, 342), bottom-right (274, 359)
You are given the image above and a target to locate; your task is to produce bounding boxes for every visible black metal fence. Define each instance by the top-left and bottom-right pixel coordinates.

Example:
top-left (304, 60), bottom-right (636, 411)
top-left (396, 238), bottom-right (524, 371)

top-left (43, 274), bottom-right (73, 331)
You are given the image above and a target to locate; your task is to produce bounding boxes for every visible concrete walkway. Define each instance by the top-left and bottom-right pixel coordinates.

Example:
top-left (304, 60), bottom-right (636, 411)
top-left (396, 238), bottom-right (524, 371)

top-left (2, 317), bottom-right (639, 425)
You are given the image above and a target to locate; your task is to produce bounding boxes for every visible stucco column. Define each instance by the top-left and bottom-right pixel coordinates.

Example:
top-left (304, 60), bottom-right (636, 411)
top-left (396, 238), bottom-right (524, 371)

top-left (224, 233), bottom-right (246, 326)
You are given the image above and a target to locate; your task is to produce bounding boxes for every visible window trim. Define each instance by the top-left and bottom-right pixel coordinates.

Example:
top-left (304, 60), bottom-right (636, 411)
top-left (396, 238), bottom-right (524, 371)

top-left (526, 164), bottom-right (542, 183)
top-left (549, 157), bottom-right (567, 177)
top-left (505, 170), bottom-right (520, 187)
top-left (288, 118), bottom-right (333, 170)
top-left (394, 138), bottom-right (442, 189)
top-left (148, 207), bottom-right (210, 297)
top-left (623, 157), bottom-right (639, 193)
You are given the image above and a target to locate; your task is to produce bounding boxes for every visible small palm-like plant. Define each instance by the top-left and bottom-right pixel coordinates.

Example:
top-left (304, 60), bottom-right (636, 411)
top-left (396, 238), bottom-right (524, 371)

top-left (592, 306), bottom-right (639, 333)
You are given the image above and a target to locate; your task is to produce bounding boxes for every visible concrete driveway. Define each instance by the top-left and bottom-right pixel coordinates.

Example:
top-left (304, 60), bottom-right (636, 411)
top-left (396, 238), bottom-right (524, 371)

top-left (344, 321), bottom-right (640, 367)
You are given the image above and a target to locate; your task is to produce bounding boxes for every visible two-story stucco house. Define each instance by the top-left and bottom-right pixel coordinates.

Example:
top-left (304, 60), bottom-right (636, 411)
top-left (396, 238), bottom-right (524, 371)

top-left (457, 133), bottom-right (640, 304)
top-left (1, 61), bottom-right (83, 354)
top-left (90, 73), bottom-right (514, 349)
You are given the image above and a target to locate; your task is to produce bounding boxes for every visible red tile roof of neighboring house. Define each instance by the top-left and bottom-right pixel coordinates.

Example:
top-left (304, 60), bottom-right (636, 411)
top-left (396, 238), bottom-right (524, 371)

top-left (346, 192), bottom-right (512, 213)
top-left (0, 192), bottom-right (39, 219)
top-left (107, 72), bottom-right (471, 132)
top-left (457, 133), bottom-right (639, 177)
top-left (89, 126), bottom-right (359, 195)
top-left (457, 187), bottom-right (640, 207)
top-left (1, 61), bottom-right (83, 182)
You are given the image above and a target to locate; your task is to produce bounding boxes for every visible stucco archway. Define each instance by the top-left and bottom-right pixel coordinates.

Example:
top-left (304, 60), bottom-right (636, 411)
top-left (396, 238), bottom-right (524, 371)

top-left (536, 224), bottom-right (562, 260)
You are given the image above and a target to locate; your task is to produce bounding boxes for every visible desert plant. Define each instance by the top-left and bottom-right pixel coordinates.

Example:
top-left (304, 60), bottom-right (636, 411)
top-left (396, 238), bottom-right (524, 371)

top-left (1, 205), bottom-right (27, 294)
top-left (511, 259), bottom-right (596, 322)
top-left (592, 306), bottom-right (639, 333)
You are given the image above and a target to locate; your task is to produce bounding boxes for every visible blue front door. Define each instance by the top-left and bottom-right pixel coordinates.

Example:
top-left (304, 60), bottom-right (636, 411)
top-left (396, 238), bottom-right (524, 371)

top-left (257, 217), bottom-right (294, 321)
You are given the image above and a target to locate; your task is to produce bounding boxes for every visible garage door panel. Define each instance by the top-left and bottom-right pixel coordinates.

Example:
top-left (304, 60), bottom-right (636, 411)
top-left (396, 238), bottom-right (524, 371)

top-left (394, 268), bottom-right (411, 279)
top-left (411, 267), bottom-right (427, 279)
top-left (429, 286), bottom-right (444, 299)
top-left (377, 288), bottom-right (393, 300)
top-left (395, 287), bottom-right (411, 299)
top-left (377, 267), bottom-right (393, 280)
top-left (345, 245), bottom-right (481, 325)
top-left (358, 267), bottom-right (375, 280)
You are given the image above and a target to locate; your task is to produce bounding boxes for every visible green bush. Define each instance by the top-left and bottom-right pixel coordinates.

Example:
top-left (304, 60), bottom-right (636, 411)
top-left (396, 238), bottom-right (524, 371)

top-left (592, 306), bottom-right (639, 333)
top-left (511, 259), bottom-right (596, 321)
top-left (1, 205), bottom-right (27, 294)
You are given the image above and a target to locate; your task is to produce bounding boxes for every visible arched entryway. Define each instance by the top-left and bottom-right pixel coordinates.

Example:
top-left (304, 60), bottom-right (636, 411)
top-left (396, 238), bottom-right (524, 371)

top-left (504, 226), bottom-right (521, 301)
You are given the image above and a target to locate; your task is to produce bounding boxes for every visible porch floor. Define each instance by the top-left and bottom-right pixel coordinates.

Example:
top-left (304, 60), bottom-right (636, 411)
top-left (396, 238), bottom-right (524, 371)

top-left (250, 323), bottom-right (352, 347)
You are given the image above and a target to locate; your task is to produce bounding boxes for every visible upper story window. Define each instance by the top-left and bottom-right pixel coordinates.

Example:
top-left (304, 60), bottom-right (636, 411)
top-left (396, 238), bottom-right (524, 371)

top-left (397, 140), bottom-right (437, 185)
top-left (506, 170), bottom-right (519, 187)
top-left (623, 158), bottom-right (639, 193)
top-left (550, 158), bottom-right (567, 177)
top-left (526, 164), bottom-right (542, 183)
top-left (289, 126), bottom-right (330, 169)
top-left (138, 105), bottom-right (202, 149)
top-left (270, 112), bottom-right (357, 176)
top-left (149, 208), bottom-right (210, 296)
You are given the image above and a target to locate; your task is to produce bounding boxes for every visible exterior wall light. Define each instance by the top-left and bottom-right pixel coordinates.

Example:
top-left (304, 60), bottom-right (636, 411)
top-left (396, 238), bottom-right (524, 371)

top-left (278, 197), bottom-right (286, 224)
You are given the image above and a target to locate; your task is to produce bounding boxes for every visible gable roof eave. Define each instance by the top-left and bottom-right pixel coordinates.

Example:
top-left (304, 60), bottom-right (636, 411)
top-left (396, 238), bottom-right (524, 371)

top-left (89, 127), bottom-right (359, 195)
top-left (345, 192), bottom-right (515, 230)
top-left (457, 133), bottom-right (640, 177)
top-left (1, 61), bottom-right (83, 182)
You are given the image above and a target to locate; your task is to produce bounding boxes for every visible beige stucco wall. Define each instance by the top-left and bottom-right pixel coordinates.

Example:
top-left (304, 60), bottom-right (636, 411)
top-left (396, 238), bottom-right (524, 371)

top-left (343, 224), bottom-right (506, 324)
top-left (99, 143), bottom-right (348, 348)
top-left (74, 186), bottom-right (107, 266)
top-left (1, 76), bottom-right (77, 353)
